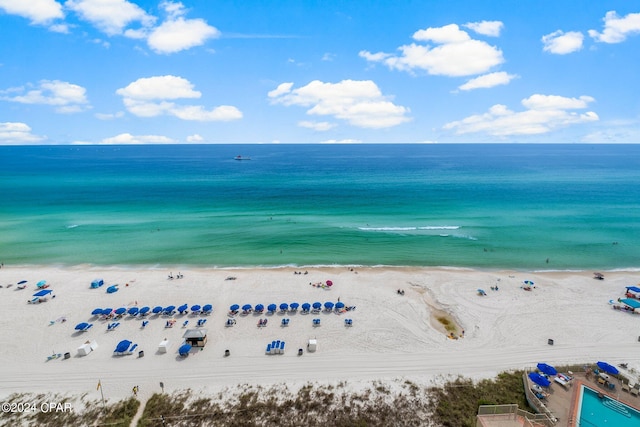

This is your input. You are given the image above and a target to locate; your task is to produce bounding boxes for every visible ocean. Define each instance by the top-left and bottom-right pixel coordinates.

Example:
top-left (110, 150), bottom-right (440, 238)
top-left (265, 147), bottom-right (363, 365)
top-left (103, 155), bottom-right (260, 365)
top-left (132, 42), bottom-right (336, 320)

top-left (1, 144), bottom-right (639, 270)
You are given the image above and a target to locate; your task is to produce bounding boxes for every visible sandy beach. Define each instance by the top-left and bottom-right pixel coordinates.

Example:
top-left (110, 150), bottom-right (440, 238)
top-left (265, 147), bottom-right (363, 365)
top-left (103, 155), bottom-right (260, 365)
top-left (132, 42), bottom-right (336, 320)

top-left (0, 265), bottom-right (639, 404)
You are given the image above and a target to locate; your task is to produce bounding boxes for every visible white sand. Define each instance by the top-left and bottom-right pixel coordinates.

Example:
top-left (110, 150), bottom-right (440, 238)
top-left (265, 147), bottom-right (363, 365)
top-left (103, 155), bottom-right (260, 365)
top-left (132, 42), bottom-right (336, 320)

top-left (0, 265), bottom-right (639, 403)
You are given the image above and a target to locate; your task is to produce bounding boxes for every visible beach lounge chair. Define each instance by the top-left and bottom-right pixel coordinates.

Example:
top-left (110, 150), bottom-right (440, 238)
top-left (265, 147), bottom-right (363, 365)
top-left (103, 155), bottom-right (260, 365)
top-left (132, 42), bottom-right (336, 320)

top-left (225, 318), bottom-right (236, 327)
top-left (622, 383), bottom-right (630, 392)
top-left (107, 322), bottom-right (120, 331)
top-left (141, 320), bottom-right (149, 328)
top-left (182, 320), bottom-right (189, 328)
top-left (312, 318), bottom-right (321, 326)
top-left (197, 319), bottom-right (207, 327)
top-left (281, 318), bottom-right (290, 326)
top-left (631, 384), bottom-right (639, 396)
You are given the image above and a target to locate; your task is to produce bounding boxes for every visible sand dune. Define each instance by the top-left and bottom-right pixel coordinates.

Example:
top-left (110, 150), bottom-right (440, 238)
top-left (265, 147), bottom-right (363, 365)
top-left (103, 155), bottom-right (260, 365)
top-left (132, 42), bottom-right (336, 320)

top-left (0, 265), bottom-right (638, 402)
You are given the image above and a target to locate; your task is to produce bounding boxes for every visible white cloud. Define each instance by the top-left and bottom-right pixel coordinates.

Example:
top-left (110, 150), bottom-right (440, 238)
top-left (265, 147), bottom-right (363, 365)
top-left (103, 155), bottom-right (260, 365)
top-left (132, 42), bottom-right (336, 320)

top-left (457, 71), bottom-right (517, 91)
top-left (95, 111), bottom-right (124, 120)
top-left (146, 1), bottom-right (219, 54)
top-left (542, 30), bottom-right (584, 54)
top-left (116, 75), bottom-right (242, 122)
top-left (443, 94), bottom-right (598, 136)
top-left (589, 11), bottom-right (640, 43)
top-left (1, 80), bottom-right (90, 113)
top-left (319, 139), bottom-right (362, 144)
top-left (0, 0), bottom-right (63, 24)
top-left (269, 79), bottom-right (411, 129)
top-left (99, 132), bottom-right (175, 144)
top-left (0, 122), bottom-right (45, 144)
top-left (463, 20), bottom-right (504, 37)
top-left (186, 133), bottom-right (204, 142)
top-left (298, 120), bottom-right (337, 131)
top-left (66, 0), bottom-right (155, 36)
top-left (360, 23), bottom-right (503, 77)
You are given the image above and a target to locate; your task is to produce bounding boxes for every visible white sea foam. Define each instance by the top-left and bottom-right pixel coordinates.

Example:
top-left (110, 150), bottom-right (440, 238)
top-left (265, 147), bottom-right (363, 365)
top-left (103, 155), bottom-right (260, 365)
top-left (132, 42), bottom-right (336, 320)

top-left (66, 224), bottom-right (79, 229)
top-left (358, 225), bottom-right (460, 232)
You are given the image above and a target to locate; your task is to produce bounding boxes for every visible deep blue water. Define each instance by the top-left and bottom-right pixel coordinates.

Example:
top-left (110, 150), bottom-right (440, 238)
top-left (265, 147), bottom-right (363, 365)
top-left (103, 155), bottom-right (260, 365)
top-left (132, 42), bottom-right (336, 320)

top-left (1, 144), bottom-right (639, 269)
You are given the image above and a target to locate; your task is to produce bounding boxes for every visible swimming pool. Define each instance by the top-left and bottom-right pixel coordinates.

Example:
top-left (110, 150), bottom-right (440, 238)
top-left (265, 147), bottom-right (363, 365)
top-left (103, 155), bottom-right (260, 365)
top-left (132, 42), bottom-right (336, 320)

top-left (577, 385), bottom-right (640, 426)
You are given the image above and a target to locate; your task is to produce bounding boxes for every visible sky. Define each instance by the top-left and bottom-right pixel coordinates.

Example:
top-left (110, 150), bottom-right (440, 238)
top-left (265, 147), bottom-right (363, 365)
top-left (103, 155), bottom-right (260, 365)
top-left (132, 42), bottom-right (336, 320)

top-left (0, 0), bottom-right (639, 145)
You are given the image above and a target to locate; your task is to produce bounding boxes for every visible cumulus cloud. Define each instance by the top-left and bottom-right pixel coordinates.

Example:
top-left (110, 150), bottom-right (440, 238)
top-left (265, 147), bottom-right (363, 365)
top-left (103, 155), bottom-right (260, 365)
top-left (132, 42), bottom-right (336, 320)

top-left (589, 11), bottom-right (640, 43)
top-left (319, 139), bottom-right (362, 144)
top-left (542, 30), bottom-right (584, 54)
top-left (95, 111), bottom-right (124, 120)
top-left (443, 94), bottom-right (598, 136)
top-left (0, 122), bottom-right (45, 144)
top-left (457, 71), bottom-right (517, 91)
top-left (98, 132), bottom-right (175, 144)
top-left (268, 79), bottom-right (411, 129)
top-left (116, 75), bottom-right (242, 121)
top-left (66, 0), bottom-right (155, 36)
top-left (359, 23), bottom-right (504, 77)
top-left (146, 1), bottom-right (219, 53)
top-left (298, 121), bottom-right (337, 131)
top-left (1, 80), bottom-right (90, 113)
top-left (0, 0), bottom-right (63, 24)
top-left (186, 134), bottom-right (204, 142)
top-left (463, 20), bottom-right (504, 37)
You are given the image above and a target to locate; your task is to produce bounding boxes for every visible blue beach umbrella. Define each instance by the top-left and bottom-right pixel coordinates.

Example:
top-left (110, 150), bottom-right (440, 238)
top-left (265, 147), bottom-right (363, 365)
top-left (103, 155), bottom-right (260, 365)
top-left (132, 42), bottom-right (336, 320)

top-left (242, 304), bottom-right (252, 311)
top-left (91, 308), bottom-right (103, 316)
top-left (597, 361), bottom-right (619, 375)
top-left (230, 304), bottom-right (240, 311)
top-left (335, 302), bottom-right (345, 309)
top-left (537, 363), bottom-right (557, 376)
top-left (139, 306), bottom-right (150, 315)
top-left (102, 308), bottom-right (113, 315)
top-left (106, 285), bottom-right (118, 294)
top-left (279, 303), bottom-right (288, 311)
top-left (178, 304), bottom-right (188, 313)
top-left (255, 304), bottom-right (264, 312)
top-left (524, 280), bottom-right (534, 286)
top-left (179, 344), bottom-right (192, 356)
top-left (312, 302), bottom-right (322, 309)
top-left (33, 289), bottom-right (52, 297)
top-left (190, 305), bottom-right (201, 312)
top-left (267, 304), bottom-right (277, 312)
top-left (152, 306), bottom-right (163, 314)
top-left (128, 307), bottom-right (139, 316)
top-left (75, 322), bottom-right (90, 331)
top-left (18, 280), bottom-right (27, 285)
top-left (114, 307), bottom-right (126, 315)
top-left (528, 372), bottom-right (551, 387)
top-left (324, 302), bottom-right (334, 309)
top-left (164, 305), bottom-right (176, 313)
top-left (202, 304), bottom-right (213, 313)
top-left (115, 340), bottom-right (132, 353)
top-left (290, 302), bottom-right (300, 310)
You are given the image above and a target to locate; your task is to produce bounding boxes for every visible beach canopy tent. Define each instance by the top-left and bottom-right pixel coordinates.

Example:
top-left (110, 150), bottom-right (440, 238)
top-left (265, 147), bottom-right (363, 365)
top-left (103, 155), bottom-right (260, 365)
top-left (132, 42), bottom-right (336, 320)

top-left (37, 280), bottom-right (48, 288)
top-left (312, 302), bottom-right (322, 309)
top-left (33, 289), bottom-right (52, 297)
top-left (528, 372), bottom-right (551, 387)
top-left (183, 328), bottom-right (208, 347)
top-left (537, 363), bottom-right (557, 376)
top-left (115, 307), bottom-right (127, 315)
top-left (106, 285), bottom-right (118, 294)
top-left (179, 344), bottom-right (192, 356)
top-left (91, 308), bottom-right (103, 316)
top-left (91, 279), bottom-right (104, 288)
top-left (597, 361), bottom-right (619, 375)
top-left (115, 340), bottom-right (132, 353)
top-left (324, 302), bottom-right (334, 309)
top-left (230, 304), bottom-right (240, 312)
top-left (279, 303), bottom-right (288, 311)
top-left (620, 299), bottom-right (640, 309)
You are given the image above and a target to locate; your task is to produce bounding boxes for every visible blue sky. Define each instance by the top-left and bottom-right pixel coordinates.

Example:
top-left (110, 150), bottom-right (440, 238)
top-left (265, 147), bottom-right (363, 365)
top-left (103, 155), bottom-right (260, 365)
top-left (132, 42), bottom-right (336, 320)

top-left (0, 0), bottom-right (639, 144)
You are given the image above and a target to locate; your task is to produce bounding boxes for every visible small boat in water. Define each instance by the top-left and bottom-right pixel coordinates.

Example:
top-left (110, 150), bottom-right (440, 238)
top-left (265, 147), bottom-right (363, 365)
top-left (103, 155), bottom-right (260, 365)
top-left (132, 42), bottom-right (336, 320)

top-left (234, 155), bottom-right (251, 160)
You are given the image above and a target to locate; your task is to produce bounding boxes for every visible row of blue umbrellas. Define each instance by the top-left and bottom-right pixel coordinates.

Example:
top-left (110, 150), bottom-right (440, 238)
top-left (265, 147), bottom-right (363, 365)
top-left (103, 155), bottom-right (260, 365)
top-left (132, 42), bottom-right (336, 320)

top-left (530, 361), bottom-right (619, 388)
top-left (92, 304), bottom-right (213, 317)
top-left (231, 302), bottom-right (345, 312)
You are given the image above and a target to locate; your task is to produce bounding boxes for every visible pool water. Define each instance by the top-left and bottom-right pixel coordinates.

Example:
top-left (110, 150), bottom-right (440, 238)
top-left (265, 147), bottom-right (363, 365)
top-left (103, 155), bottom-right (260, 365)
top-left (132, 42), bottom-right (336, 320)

top-left (577, 385), bottom-right (640, 426)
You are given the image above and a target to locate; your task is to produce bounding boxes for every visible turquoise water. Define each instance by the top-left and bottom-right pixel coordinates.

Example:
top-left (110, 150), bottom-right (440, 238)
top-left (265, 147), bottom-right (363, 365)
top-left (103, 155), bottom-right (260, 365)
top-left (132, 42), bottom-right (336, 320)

top-left (1, 144), bottom-right (640, 268)
top-left (577, 386), bottom-right (640, 426)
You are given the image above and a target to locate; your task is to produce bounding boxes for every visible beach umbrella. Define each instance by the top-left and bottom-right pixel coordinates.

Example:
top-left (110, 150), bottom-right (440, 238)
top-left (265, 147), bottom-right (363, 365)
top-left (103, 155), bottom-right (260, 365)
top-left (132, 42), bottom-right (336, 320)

top-left (190, 304), bottom-right (201, 312)
top-left (75, 322), bottom-right (90, 331)
top-left (106, 285), bottom-right (118, 294)
top-left (179, 344), bottom-right (192, 356)
top-left (36, 280), bottom-right (47, 288)
top-left (312, 302), bottom-right (322, 309)
top-left (139, 306), bottom-right (150, 315)
top-left (91, 308), bottom-right (103, 316)
top-left (290, 302), bottom-right (300, 310)
top-left (115, 340), bottom-right (132, 353)
top-left (115, 307), bottom-right (127, 315)
top-left (324, 302), bottom-right (334, 309)
top-left (102, 308), bottom-right (113, 315)
top-left (326, 280), bottom-right (333, 286)
top-left (128, 307), bottom-right (139, 316)
top-left (164, 305), bottom-right (176, 313)
top-left (255, 304), bottom-right (264, 312)
top-left (301, 303), bottom-right (311, 311)
top-left (335, 302), bottom-right (345, 309)
top-left (597, 361), bottom-right (619, 375)
top-left (528, 372), bottom-right (550, 387)
top-left (523, 280), bottom-right (534, 286)
top-left (537, 363), bottom-right (557, 376)
top-left (230, 304), bottom-right (240, 311)
top-left (33, 289), bottom-right (52, 297)
top-left (18, 280), bottom-right (27, 285)
top-left (242, 304), bottom-right (252, 311)
top-left (279, 303), bottom-right (289, 311)
top-left (202, 304), bottom-right (213, 312)
top-left (178, 304), bottom-right (188, 313)
top-left (152, 306), bottom-right (163, 314)
top-left (267, 303), bottom-right (277, 312)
